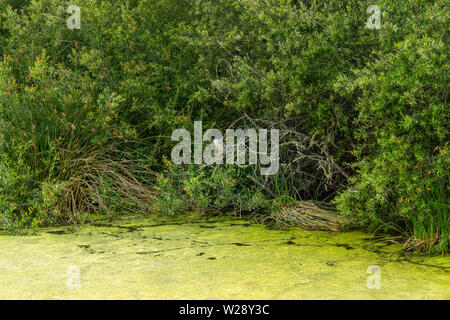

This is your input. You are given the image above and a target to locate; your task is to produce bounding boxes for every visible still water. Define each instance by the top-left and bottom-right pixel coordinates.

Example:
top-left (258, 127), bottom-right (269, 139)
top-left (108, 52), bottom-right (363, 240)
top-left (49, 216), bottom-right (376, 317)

top-left (0, 213), bottom-right (448, 299)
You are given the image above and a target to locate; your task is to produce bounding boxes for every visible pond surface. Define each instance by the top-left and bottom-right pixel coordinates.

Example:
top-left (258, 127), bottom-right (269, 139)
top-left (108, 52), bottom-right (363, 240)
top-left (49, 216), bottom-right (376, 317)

top-left (0, 213), bottom-right (449, 299)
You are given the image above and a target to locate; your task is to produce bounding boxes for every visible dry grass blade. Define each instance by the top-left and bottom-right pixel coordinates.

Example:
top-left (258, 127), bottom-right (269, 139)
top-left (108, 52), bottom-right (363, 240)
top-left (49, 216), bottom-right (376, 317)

top-left (270, 200), bottom-right (344, 231)
top-left (53, 139), bottom-right (155, 223)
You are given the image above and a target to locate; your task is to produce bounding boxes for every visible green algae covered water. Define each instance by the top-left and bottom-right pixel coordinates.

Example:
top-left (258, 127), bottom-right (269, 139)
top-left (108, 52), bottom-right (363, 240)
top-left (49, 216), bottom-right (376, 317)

top-left (0, 213), bottom-right (449, 299)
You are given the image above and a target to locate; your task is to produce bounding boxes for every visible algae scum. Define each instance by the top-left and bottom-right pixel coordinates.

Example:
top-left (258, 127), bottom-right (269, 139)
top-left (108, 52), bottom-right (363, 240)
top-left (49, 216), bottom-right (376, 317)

top-left (0, 214), bottom-right (449, 299)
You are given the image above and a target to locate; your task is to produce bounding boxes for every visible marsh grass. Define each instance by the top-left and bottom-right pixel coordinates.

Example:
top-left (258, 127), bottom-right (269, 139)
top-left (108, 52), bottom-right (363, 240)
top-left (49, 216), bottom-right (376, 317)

top-left (263, 172), bottom-right (345, 231)
top-left (403, 178), bottom-right (449, 255)
top-left (0, 54), bottom-right (155, 228)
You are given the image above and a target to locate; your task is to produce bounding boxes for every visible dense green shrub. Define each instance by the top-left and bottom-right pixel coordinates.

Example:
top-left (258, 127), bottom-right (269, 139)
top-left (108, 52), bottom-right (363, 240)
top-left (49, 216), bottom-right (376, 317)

top-left (0, 0), bottom-right (158, 227)
top-left (335, 32), bottom-right (449, 253)
top-left (152, 158), bottom-right (269, 215)
top-left (0, 0), bottom-right (447, 252)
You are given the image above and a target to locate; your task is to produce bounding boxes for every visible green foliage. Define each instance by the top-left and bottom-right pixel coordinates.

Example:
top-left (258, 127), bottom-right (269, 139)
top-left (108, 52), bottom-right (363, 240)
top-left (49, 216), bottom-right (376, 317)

top-left (0, 0), bottom-right (155, 229)
top-left (0, 146), bottom-right (59, 231)
top-left (0, 0), bottom-right (447, 252)
top-left (334, 12), bottom-right (449, 253)
top-left (152, 159), bottom-right (270, 215)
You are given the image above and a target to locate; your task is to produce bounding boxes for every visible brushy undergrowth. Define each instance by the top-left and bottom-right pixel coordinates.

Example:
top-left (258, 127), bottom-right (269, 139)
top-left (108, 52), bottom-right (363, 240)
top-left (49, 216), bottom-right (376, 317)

top-left (0, 0), bottom-right (447, 253)
top-left (151, 159), bottom-right (270, 215)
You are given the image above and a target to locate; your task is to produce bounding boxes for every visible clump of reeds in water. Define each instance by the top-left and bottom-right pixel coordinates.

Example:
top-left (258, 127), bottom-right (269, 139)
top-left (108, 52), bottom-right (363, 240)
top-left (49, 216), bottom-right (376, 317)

top-left (267, 201), bottom-right (344, 231)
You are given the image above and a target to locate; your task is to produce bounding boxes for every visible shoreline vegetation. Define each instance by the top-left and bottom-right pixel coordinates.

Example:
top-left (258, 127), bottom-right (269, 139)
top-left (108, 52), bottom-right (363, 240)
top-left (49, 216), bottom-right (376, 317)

top-left (0, 0), bottom-right (448, 254)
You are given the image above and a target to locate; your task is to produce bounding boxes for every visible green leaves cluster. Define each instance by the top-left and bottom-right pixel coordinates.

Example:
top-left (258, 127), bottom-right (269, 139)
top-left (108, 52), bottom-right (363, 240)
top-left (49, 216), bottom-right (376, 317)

top-left (0, 0), bottom-right (447, 251)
